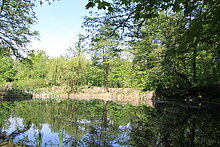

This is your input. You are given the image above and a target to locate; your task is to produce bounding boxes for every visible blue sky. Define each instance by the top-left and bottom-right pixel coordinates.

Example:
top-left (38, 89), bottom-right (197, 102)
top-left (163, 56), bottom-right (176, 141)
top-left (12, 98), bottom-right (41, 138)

top-left (30, 0), bottom-right (90, 57)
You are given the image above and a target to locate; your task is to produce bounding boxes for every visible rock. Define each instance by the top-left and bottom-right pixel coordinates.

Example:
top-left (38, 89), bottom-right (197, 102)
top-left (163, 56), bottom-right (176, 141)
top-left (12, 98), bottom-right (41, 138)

top-left (4, 82), bottom-right (12, 90)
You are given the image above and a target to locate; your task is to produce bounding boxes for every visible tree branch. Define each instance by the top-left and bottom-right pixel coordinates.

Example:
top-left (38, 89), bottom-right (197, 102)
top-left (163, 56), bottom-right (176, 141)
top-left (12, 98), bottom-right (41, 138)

top-left (0, 0), bottom-right (5, 15)
top-left (109, 10), bottom-right (136, 37)
top-left (173, 66), bottom-right (192, 87)
top-left (0, 36), bottom-right (23, 59)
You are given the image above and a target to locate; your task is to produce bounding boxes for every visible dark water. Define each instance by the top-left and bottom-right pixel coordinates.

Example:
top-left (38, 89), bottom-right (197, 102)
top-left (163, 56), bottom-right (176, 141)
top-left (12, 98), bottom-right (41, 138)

top-left (0, 99), bottom-right (220, 146)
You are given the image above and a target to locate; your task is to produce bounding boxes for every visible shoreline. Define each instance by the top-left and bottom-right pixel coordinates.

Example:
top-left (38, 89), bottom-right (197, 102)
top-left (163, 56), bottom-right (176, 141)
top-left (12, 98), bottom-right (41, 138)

top-left (33, 87), bottom-right (155, 106)
top-left (0, 87), bottom-right (155, 106)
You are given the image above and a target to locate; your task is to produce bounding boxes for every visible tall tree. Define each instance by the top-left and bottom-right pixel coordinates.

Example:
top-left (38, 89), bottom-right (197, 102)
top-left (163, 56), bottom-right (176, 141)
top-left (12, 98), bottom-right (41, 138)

top-left (86, 24), bottom-right (121, 92)
top-left (85, 0), bottom-right (220, 94)
top-left (109, 57), bottom-right (132, 88)
top-left (64, 34), bottom-right (91, 91)
top-left (46, 56), bottom-right (66, 86)
top-left (66, 34), bottom-right (86, 58)
top-left (63, 56), bottom-right (90, 92)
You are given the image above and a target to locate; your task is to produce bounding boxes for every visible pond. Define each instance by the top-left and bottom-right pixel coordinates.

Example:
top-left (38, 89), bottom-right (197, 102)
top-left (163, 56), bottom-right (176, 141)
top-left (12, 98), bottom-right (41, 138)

top-left (0, 99), bottom-right (220, 146)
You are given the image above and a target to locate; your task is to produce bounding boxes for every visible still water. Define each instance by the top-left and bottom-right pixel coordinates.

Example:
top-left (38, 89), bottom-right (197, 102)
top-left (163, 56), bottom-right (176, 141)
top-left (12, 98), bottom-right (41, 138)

top-left (0, 99), bottom-right (220, 146)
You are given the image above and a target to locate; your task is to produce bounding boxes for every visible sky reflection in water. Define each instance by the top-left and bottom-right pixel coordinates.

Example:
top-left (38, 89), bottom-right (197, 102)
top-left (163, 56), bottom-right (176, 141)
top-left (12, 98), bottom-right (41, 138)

top-left (0, 99), bottom-right (220, 146)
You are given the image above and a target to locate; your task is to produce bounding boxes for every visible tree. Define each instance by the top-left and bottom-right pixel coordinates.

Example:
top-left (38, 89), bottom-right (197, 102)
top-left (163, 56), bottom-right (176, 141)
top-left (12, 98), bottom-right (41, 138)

top-left (85, 0), bottom-right (220, 97)
top-left (66, 34), bottom-right (86, 58)
top-left (85, 0), bottom-right (219, 25)
top-left (0, 0), bottom-right (60, 59)
top-left (129, 13), bottom-right (190, 90)
top-left (0, 56), bottom-right (16, 83)
top-left (109, 57), bottom-right (132, 88)
top-left (12, 50), bottom-right (48, 89)
top-left (63, 56), bottom-right (91, 92)
top-left (64, 34), bottom-right (92, 92)
top-left (28, 50), bottom-right (48, 79)
top-left (85, 64), bottom-right (103, 87)
top-left (87, 24), bottom-right (121, 92)
top-left (46, 56), bottom-right (66, 86)
top-left (0, 0), bottom-right (39, 59)
top-left (14, 50), bottom-right (48, 80)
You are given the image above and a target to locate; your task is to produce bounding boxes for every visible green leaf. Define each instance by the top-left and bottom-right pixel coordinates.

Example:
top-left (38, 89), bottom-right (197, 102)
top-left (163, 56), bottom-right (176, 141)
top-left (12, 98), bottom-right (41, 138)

top-left (85, 2), bottom-right (95, 9)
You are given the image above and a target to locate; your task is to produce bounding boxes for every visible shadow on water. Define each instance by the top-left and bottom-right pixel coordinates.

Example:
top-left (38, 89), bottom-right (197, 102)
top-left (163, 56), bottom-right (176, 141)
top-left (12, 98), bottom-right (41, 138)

top-left (0, 98), bottom-right (219, 146)
top-left (0, 89), bottom-right (33, 101)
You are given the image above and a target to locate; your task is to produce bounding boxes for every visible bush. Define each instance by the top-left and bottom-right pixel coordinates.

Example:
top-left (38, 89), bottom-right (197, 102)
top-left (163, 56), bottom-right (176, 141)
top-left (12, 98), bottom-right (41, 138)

top-left (12, 79), bottom-right (46, 89)
top-left (0, 81), bottom-right (6, 89)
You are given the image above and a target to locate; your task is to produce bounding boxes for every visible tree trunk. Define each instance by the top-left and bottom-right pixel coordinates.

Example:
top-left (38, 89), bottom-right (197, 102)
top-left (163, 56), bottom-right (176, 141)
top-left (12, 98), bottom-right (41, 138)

top-left (103, 62), bottom-right (109, 92)
top-left (192, 48), bottom-right (197, 83)
top-left (103, 48), bottom-right (109, 92)
top-left (54, 59), bottom-right (58, 85)
top-left (190, 121), bottom-right (195, 147)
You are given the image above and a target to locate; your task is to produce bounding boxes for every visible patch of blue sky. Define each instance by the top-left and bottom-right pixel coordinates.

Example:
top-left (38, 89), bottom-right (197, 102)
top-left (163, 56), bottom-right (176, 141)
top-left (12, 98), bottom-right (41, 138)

top-left (30, 0), bottom-right (90, 57)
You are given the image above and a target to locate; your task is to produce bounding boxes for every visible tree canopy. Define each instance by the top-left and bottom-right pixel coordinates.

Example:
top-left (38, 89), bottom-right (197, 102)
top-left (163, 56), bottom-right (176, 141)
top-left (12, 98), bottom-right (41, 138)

top-left (0, 0), bottom-right (219, 99)
top-left (83, 0), bottom-right (220, 97)
top-left (0, 0), bottom-right (39, 59)
top-left (0, 0), bottom-right (59, 59)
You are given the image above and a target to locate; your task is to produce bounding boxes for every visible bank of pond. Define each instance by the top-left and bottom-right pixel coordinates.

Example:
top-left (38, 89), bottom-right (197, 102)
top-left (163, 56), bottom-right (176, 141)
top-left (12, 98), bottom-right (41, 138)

top-left (0, 98), bottom-right (219, 147)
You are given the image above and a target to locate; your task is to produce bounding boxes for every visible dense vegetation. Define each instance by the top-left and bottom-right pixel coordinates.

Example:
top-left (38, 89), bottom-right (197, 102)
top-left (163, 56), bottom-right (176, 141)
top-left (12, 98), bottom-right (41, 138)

top-left (0, 49), bottom-right (137, 91)
top-left (0, 0), bottom-right (219, 100)
top-left (0, 1), bottom-right (219, 146)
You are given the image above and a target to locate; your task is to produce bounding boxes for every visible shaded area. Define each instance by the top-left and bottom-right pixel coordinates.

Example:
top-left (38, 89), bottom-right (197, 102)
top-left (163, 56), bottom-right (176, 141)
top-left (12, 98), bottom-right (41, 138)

top-left (153, 83), bottom-right (220, 109)
top-left (0, 89), bottom-right (32, 101)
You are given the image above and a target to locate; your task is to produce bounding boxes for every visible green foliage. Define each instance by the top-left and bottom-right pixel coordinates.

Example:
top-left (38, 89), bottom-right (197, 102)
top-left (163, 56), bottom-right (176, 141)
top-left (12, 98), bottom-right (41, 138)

top-left (46, 56), bottom-right (66, 86)
top-left (109, 58), bottom-right (132, 88)
top-left (66, 34), bottom-right (86, 58)
top-left (0, 56), bottom-right (16, 82)
top-left (14, 50), bottom-right (48, 81)
top-left (0, 0), bottom-right (218, 97)
top-left (12, 50), bottom-right (48, 89)
top-left (83, 64), bottom-right (103, 87)
top-left (63, 55), bottom-right (91, 92)
top-left (0, 0), bottom-right (38, 59)
top-left (85, 0), bottom-right (219, 21)
top-left (128, 11), bottom-right (220, 94)
top-left (84, 0), bottom-right (220, 98)
top-left (0, 102), bottom-right (14, 129)
top-left (85, 0), bottom-right (112, 11)
top-left (12, 78), bottom-right (46, 89)
top-left (86, 24), bottom-right (122, 91)
top-left (129, 14), bottom-right (168, 90)
top-left (28, 50), bottom-right (48, 79)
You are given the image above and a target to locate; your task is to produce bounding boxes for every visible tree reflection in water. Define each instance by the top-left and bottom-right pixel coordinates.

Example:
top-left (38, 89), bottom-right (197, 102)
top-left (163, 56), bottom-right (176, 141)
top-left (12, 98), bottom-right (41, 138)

top-left (0, 99), bottom-right (219, 146)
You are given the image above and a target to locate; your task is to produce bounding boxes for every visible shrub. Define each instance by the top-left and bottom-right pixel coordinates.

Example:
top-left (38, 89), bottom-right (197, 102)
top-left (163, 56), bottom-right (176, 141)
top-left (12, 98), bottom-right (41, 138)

top-left (12, 79), bottom-right (46, 89)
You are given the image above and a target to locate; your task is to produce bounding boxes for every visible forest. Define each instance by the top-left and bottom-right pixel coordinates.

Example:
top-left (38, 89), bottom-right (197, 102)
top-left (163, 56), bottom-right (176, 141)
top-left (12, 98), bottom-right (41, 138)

top-left (0, 0), bottom-right (220, 146)
top-left (0, 0), bottom-right (220, 101)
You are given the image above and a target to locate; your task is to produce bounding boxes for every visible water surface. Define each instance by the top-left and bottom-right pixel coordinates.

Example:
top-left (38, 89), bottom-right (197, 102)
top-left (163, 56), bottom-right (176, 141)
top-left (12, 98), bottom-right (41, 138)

top-left (0, 99), bottom-right (220, 146)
